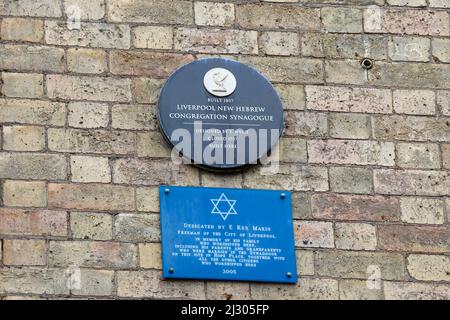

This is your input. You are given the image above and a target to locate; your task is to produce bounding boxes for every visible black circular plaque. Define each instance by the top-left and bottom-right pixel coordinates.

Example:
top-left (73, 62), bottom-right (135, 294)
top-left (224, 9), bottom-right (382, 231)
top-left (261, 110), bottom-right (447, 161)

top-left (157, 58), bottom-right (284, 171)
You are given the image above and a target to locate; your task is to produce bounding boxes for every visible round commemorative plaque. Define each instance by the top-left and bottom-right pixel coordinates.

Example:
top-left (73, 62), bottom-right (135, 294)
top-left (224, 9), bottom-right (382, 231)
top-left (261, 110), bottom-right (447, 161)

top-left (157, 58), bottom-right (284, 171)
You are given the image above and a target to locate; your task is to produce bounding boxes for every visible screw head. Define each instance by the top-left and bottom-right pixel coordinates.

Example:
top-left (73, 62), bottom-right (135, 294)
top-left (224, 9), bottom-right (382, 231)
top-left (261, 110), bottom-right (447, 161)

top-left (280, 193), bottom-right (286, 199)
top-left (286, 272), bottom-right (292, 278)
top-left (164, 188), bottom-right (170, 194)
top-left (169, 267), bottom-right (174, 274)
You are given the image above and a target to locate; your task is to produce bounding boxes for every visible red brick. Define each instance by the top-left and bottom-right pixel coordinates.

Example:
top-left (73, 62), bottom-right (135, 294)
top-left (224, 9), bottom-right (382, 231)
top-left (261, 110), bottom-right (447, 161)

top-left (0, 209), bottom-right (67, 237)
top-left (378, 225), bottom-right (450, 253)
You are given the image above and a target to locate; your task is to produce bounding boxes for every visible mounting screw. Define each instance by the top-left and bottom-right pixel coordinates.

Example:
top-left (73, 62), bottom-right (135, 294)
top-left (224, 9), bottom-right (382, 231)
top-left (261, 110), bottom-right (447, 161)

top-left (169, 267), bottom-right (174, 274)
top-left (361, 58), bottom-right (374, 70)
top-left (280, 193), bottom-right (286, 199)
top-left (286, 272), bottom-right (292, 278)
top-left (164, 188), bottom-right (170, 194)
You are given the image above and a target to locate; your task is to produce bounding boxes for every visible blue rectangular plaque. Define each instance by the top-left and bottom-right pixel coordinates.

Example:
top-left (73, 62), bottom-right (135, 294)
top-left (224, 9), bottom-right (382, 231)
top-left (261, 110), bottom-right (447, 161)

top-left (159, 186), bottom-right (297, 284)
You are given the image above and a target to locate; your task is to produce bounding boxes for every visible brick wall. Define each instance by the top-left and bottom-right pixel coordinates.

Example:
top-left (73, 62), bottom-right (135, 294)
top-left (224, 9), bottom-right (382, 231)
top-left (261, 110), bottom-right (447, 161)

top-left (0, 0), bottom-right (449, 300)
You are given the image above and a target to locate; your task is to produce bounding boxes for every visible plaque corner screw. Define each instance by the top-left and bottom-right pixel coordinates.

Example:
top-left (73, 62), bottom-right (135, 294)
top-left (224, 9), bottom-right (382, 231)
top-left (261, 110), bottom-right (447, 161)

top-left (164, 188), bottom-right (170, 194)
top-left (286, 272), bottom-right (292, 278)
top-left (169, 267), bottom-right (175, 274)
top-left (280, 193), bottom-right (286, 199)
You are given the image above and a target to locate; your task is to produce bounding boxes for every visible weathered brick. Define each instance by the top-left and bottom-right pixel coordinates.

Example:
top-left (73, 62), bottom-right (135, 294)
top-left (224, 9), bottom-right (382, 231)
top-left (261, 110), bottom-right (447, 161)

top-left (299, 0), bottom-right (384, 3)
top-left (396, 143), bottom-right (440, 169)
top-left (316, 251), bottom-right (405, 280)
top-left (108, 0), bottom-right (193, 24)
top-left (274, 84), bottom-right (305, 110)
top-left (48, 183), bottom-right (135, 211)
top-left (284, 112), bottom-right (327, 137)
top-left (388, 36), bottom-right (430, 62)
top-left (237, 4), bottom-right (321, 31)
top-left (339, 280), bottom-right (384, 300)
top-left (48, 128), bottom-right (135, 155)
top-left (0, 153), bottom-right (67, 180)
top-left (292, 193), bottom-right (312, 220)
top-left (0, 0), bottom-right (62, 17)
top-left (393, 90), bottom-right (435, 115)
top-left (49, 241), bottom-right (137, 269)
top-left (71, 269), bottom-right (114, 297)
top-left (321, 34), bottom-right (388, 60)
top-left (325, 60), bottom-right (367, 85)
top-left (117, 270), bottom-right (205, 299)
top-left (139, 243), bottom-right (162, 269)
top-left (306, 86), bottom-right (392, 113)
top-left (401, 197), bottom-right (445, 224)
top-left (251, 278), bottom-right (339, 300)
top-left (259, 32), bottom-right (299, 56)
top-left (201, 172), bottom-right (242, 188)
top-left (294, 221), bottom-right (334, 249)
top-left (308, 140), bottom-right (395, 166)
top-left (70, 212), bottom-right (113, 241)
top-left (175, 28), bottom-right (258, 55)
top-left (387, 0), bottom-right (426, 5)
top-left (0, 99), bottom-right (65, 126)
top-left (373, 116), bottom-right (450, 142)
top-left (3, 180), bottom-right (46, 207)
top-left (378, 225), bottom-right (450, 253)
top-left (114, 214), bottom-right (160, 242)
top-left (311, 194), bottom-right (400, 222)
top-left (429, 0), bottom-right (450, 7)
top-left (195, 2), bottom-right (235, 27)
top-left (374, 169), bottom-right (449, 196)
top-left (329, 114), bottom-right (371, 139)
top-left (67, 48), bottom-right (107, 74)
top-left (111, 104), bottom-right (156, 130)
top-left (437, 91), bottom-right (450, 116)
top-left (321, 7), bottom-right (363, 33)
top-left (46, 75), bottom-right (132, 102)
top-left (132, 26), bottom-right (173, 49)
top-left (239, 56), bottom-right (323, 83)
top-left (296, 250), bottom-right (315, 276)
top-left (335, 223), bottom-right (377, 251)
top-left (0, 18), bottom-right (44, 42)
top-left (3, 125), bottom-right (45, 151)
top-left (279, 138), bottom-right (307, 163)
top-left (132, 78), bottom-right (164, 104)
top-left (0, 208), bottom-right (67, 237)
top-left (137, 132), bottom-right (171, 158)
top-left (0, 268), bottom-right (68, 295)
top-left (301, 33), bottom-right (324, 58)
top-left (63, 0), bottom-right (105, 20)
top-left (70, 155), bottom-right (111, 183)
top-left (206, 282), bottom-right (250, 300)
top-left (112, 159), bottom-right (199, 186)
top-left (1, 72), bottom-right (43, 98)
top-left (329, 167), bottom-right (373, 194)
top-left (407, 254), bottom-right (450, 282)
top-left (443, 144), bottom-right (450, 169)
top-left (45, 21), bottom-right (130, 49)
top-left (67, 102), bottom-right (109, 129)
top-left (0, 44), bottom-right (64, 72)
top-left (432, 38), bottom-right (450, 63)
top-left (368, 62), bottom-right (450, 89)
top-left (110, 51), bottom-right (194, 77)
top-left (136, 187), bottom-right (159, 213)
top-left (384, 282), bottom-right (450, 300)
top-left (244, 165), bottom-right (328, 192)
top-left (3, 239), bottom-right (46, 266)
top-left (364, 8), bottom-right (450, 36)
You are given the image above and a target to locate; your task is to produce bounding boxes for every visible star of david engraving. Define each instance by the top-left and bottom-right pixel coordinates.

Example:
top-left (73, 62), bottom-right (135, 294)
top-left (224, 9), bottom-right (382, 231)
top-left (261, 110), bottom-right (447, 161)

top-left (210, 193), bottom-right (237, 221)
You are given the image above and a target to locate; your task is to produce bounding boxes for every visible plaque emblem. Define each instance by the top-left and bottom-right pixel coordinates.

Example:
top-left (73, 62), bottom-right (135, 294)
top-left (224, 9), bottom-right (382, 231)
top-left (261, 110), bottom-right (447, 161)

top-left (203, 67), bottom-right (237, 97)
top-left (211, 193), bottom-right (237, 221)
